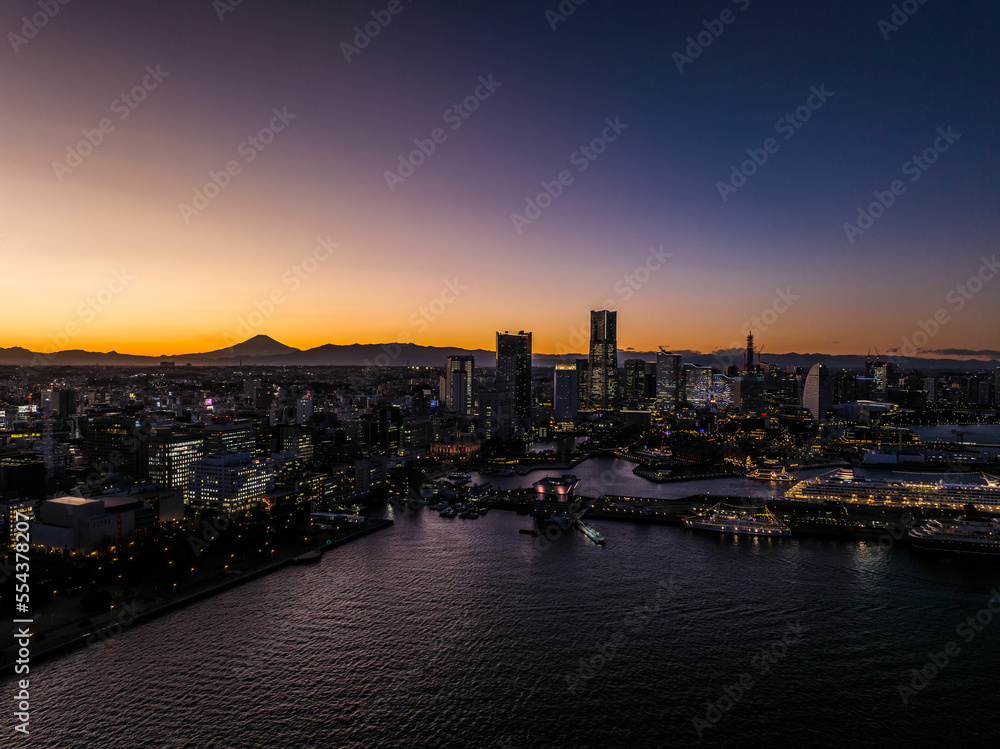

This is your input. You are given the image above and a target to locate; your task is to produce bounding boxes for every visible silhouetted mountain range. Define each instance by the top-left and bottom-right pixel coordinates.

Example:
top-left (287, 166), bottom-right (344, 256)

top-left (1, 335), bottom-right (997, 371)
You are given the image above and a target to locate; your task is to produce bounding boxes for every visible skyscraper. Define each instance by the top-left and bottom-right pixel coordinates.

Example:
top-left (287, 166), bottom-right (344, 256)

top-left (554, 365), bottom-right (578, 420)
top-left (575, 358), bottom-right (589, 411)
top-left (655, 351), bottom-right (682, 414)
top-left (623, 359), bottom-right (646, 402)
top-left (445, 356), bottom-right (476, 417)
top-left (803, 363), bottom-right (834, 421)
top-left (496, 331), bottom-right (532, 435)
top-left (589, 310), bottom-right (617, 410)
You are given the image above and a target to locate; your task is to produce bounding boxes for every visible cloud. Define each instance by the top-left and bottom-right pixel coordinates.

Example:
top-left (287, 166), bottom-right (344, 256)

top-left (918, 348), bottom-right (1000, 358)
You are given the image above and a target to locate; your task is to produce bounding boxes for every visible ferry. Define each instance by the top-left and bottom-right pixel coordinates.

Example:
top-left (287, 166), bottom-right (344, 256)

top-left (785, 468), bottom-right (1000, 511)
top-left (748, 466), bottom-right (795, 482)
top-left (577, 520), bottom-right (606, 545)
top-left (683, 504), bottom-right (791, 537)
top-left (447, 472), bottom-right (471, 485)
top-left (908, 504), bottom-right (1000, 555)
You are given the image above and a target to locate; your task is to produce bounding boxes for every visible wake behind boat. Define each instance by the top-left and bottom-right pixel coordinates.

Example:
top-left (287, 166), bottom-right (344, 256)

top-left (684, 503), bottom-right (791, 537)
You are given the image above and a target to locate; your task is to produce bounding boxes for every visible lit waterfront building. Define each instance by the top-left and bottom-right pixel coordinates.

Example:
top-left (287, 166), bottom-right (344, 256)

top-left (148, 433), bottom-right (205, 502)
top-left (188, 452), bottom-right (274, 515)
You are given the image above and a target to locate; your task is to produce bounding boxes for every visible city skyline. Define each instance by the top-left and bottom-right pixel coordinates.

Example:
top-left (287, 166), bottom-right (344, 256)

top-left (2, 1), bottom-right (998, 358)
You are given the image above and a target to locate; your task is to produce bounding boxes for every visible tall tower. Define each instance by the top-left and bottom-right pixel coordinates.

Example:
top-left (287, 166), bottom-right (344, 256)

top-left (445, 356), bottom-right (475, 418)
top-left (589, 310), bottom-right (617, 410)
top-left (744, 331), bottom-right (756, 373)
top-left (803, 363), bottom-right (834, 421)
top-left (496, 331), bottom-right (532, 435)
top-left (655, 350), bottom-right (682, 414)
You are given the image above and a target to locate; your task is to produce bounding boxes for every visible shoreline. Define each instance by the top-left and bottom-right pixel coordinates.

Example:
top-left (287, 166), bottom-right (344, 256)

top-left (1, 518), bottom-right (394, 676)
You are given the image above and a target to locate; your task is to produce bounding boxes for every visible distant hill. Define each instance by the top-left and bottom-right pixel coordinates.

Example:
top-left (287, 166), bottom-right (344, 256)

top-left (0, 339), bottom-right (996, 371)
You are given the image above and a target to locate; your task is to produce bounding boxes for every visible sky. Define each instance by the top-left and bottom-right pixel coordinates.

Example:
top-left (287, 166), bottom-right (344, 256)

top-left (1, 0), bottom-right (998, 359)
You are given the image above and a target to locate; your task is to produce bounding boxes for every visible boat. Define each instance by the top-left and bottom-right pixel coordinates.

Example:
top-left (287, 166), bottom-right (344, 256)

top-left (577, 520), bottom-right (606, 545)
top-left (785, 468), bottom-right (1000, 511)
top-left (497, 468), bottom-right (516, 477)
top-left (459, 510), bottom-right (479, 519)
top-left (439, 507), bottom-right (458, 518)
top-left (477, 507), bottom-right (489, 516)
top-left (748, 466), bottom-right (795, 482)
top-left (683, 504), bottom-right (790, 537)
top-left (431, 501), bottom-right (449, 512)
top-left (447, 472), bottom-right (471, 485)
top-left (908, 504), bottom-right (1000, 555)
top-left (291, 549), bottom-right (323, 564)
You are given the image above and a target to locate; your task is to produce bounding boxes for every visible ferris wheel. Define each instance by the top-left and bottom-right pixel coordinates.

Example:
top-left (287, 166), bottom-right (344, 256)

top-left (689, 375), bottom-right (733, 413)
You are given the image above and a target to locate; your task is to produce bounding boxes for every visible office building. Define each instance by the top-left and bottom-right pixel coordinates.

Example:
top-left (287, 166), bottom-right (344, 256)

top-left (554, 365), bottom-right (578, 420)
top-left (496, 331), bottom-right (532, 435)
top-left (655, 351), bottom-right (682, 414)
top-left (589, 310), bottom-right (617, 410)
top-left (575, 359), bottom-right (589, 411)
top-left (445, 356), bottom-right (476, 417)
top-left (188, 452), bottom-right (274, 515)
top-left (148, 433), bottom-right (205, 502)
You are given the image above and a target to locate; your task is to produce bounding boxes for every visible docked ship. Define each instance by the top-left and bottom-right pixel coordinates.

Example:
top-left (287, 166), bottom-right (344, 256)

top-left (748, 466), bottom-right (795, 482)
top-left (908, 504), bottom-right (1000, 555)
top-left (785, 468), bottom-right (1000, 511)
top-left (683, 504), bottom-right (791, 537)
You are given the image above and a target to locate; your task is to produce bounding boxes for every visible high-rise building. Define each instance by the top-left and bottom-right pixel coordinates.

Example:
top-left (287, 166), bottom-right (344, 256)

top-left (148, 433), bottom-right (205, 503)
top-left (575, 359), bottom-right (589, 411)
top-left (204, 420), bottom-right (256, 456)
top-left (83, 413), bottom-right (150, 479)
top-left (867, 360), bottom-right (897, 400)
top-left (188, 452), bottom-right (274, 515)
top-left (496, 331), bottom-right (532, 435)
top-left (478, 389), bottom-right (514, 441)
top-left (803, 363), bottom-right (834, 421)
top-left (445, 356), bottom-right (476, 417)
top-left (554, 365), bottom-right (578, 420)
top-left (655, 352), bottom-right (682, 414)
top-left (995, 368), bottom-right (1000, 407)
top-left (624, 359), bottom-right (646, 402)
top-left (589, 310), bottom-right (617, 410)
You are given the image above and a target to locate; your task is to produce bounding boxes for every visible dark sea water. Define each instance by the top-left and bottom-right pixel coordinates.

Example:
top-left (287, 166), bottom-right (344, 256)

top-left (6, 458), bottom-right (1000, 748)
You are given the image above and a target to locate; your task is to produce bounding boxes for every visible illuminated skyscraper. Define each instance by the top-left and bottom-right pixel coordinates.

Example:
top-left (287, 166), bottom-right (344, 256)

top-left (589, 310), bottom-right (617, 410)
top-left (655, 351), bottom-right (682, 414)
top-left (496, 331), bottom-right (532, 435)
top-left (803, 363), bottom-right (834, 421)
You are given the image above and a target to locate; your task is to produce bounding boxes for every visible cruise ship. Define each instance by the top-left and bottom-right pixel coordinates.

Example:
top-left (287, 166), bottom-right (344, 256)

top-left (785, 468), bottom-right (1000, 511)
top-left (683, 504), bottom-right (791, 537)
top-left (909, 504), bottom-right (1000, 555)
